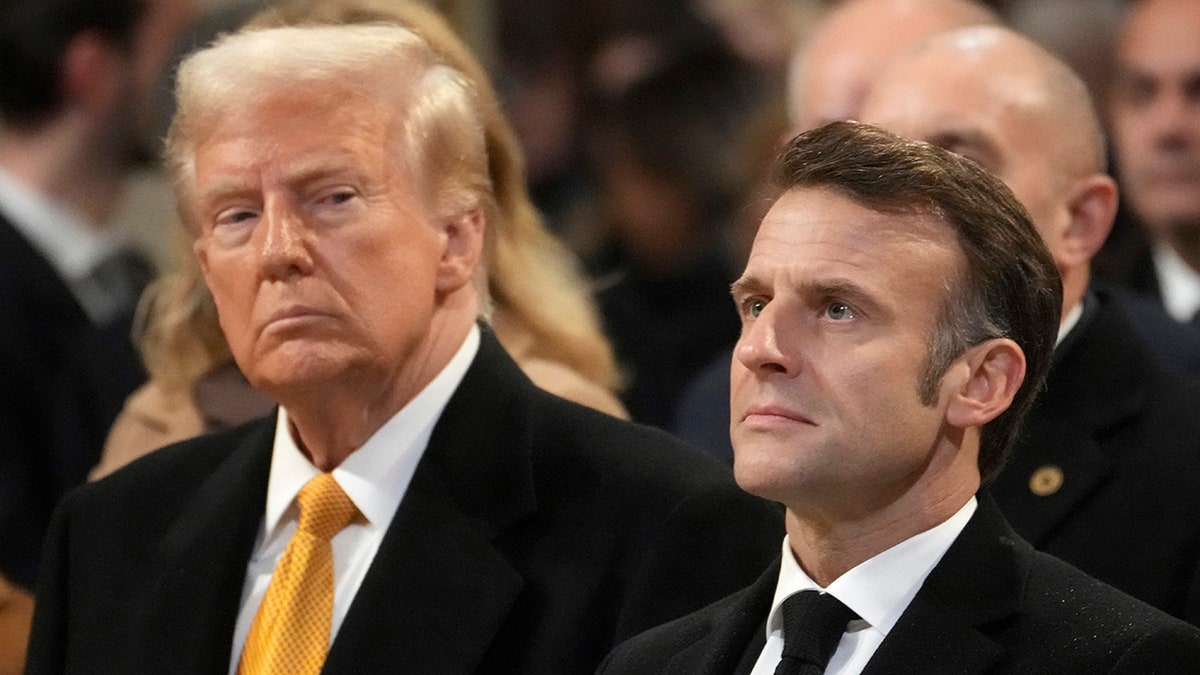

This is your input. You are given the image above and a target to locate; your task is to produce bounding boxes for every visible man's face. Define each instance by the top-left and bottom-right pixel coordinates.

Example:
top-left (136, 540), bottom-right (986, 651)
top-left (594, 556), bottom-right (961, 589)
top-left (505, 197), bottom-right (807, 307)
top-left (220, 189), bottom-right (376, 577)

top-left (860, 46), bottom-right (1070, 264)
top-left (1110, 0), bottom-right (1200, 235)
top-left (729, 186), bottom-right (962, 510)
top-left (192, 91), bottom-right (448, 399)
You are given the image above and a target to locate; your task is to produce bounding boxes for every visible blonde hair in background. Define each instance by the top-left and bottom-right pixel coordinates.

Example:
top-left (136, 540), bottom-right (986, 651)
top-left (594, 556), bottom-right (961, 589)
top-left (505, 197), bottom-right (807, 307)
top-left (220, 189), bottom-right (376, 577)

top-left (140, 0), bottom-right (621, 394)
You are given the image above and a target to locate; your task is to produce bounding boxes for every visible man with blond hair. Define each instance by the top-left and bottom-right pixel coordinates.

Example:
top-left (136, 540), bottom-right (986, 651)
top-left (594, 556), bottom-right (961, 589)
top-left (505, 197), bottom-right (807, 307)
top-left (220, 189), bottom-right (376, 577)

top-left (24, 23), bottom-right (781, 674)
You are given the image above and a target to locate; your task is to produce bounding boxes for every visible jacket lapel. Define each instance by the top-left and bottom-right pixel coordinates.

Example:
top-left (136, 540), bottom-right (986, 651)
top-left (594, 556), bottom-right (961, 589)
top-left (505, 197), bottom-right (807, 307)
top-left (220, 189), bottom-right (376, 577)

top-left (325, 329), bottom-right (536, 672)
top-left (662, 562), bottom-right (779, 675)
top-left (136, 418), bottom-right (274, 674)
top-left (989, 293), bottom-right (1145, 545)
top-left (863, 497), bottom-right (1024, 674)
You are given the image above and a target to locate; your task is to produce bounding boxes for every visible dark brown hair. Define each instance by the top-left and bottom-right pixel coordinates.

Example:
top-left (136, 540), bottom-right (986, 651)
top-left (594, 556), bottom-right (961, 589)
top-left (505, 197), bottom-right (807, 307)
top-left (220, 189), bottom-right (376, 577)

top-left (771, 120), bottom-right (1061, 482)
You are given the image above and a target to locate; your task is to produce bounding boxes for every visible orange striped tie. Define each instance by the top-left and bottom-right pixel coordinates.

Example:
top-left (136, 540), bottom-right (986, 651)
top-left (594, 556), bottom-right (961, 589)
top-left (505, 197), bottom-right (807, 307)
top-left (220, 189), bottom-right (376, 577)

top-left (238, 473), bottom-right (358, 675)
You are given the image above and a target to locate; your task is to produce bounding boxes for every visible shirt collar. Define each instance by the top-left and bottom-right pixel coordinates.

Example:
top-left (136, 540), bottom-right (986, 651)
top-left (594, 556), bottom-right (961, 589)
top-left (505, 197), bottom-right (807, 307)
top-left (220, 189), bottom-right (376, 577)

top-left (1152, 243), bottom-right (1200, 323)
top-left (262, 324), bottom-right (481, 537)
top-left (766, 497), bottom-right (977, 640)
top-left (0, 165), bottom-right (128, 281)
top-left (1056, 299), bottom-right (1084, 347)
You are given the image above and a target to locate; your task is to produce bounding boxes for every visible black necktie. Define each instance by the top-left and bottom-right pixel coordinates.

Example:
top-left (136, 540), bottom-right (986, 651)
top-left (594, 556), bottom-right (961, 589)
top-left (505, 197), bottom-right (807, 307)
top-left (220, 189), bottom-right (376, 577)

top-left (775, 591), bottom-right (857, 675)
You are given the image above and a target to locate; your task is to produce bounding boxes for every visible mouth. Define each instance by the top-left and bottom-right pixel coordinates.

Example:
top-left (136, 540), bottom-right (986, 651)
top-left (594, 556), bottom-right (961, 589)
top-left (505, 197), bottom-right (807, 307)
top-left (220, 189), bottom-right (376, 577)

top-left (260, 305), bottom-right (332, 334)
top-left (740, 404), bottom-right (816, 427)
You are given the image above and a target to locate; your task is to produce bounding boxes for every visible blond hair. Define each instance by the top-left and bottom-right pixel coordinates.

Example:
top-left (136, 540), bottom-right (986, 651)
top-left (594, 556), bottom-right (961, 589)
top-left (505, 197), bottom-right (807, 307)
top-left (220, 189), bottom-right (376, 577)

top-left (141, 1), bottom-right (621, 393)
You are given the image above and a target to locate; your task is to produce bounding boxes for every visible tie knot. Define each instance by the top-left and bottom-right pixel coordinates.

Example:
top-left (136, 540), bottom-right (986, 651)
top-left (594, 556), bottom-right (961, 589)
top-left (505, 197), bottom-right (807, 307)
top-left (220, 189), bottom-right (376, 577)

top-left (778, 590), bottom-right (858, 672)
top-left (295, 474), bottom-right (357, 541)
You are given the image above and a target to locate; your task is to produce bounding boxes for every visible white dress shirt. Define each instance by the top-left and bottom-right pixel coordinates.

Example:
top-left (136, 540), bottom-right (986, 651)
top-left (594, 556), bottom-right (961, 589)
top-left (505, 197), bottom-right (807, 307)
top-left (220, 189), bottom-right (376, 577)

top-left (227, 325), bottom-right (480, 673)
top-left (1057, 300), bottom-right (1084, 347)
top-left (750, 498), bottom-right (977, 675)
top-left (1152, 244), bottom-right (1200, 324)
top-left (0, 166), bottom-right (134, 324)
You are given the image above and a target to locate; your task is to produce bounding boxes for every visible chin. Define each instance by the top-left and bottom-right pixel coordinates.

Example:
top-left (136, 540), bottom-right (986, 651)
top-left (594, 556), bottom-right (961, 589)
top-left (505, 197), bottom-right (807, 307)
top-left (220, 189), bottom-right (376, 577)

top-left (732, 439), bottom-right (798, 504)
top-left (246, 349), bottom-right (355, 397)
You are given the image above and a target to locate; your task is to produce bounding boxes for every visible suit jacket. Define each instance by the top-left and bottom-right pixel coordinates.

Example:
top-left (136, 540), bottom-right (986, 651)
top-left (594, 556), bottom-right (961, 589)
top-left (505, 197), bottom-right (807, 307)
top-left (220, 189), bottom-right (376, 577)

top-left (1102, 246), bottom-right (1200, 378)
top-left (0, 214), bottom-right (145, 589)
top-left (989, 288), bottom-right (1200, 623)
top-left (1106, 284), bottom-right (1200, 379)
top-left (25, 329), bottom-right (784, 674)
top-left (599, 496), bottom-right (1200, 674)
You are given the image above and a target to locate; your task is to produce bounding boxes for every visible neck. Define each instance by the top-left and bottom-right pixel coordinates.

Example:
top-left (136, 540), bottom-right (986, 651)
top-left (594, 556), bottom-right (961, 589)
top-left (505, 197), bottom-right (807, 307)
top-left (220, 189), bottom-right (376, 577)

top-left (783, 445), bottom-right (979, 587)
top-left (0, 118), bottom-right (130, 227)
top-left (277, 310), bottom-right (475, 471)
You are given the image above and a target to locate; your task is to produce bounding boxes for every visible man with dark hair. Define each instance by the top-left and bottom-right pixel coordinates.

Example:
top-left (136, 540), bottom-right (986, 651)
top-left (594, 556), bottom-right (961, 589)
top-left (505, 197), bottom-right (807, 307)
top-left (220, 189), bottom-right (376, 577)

top-left (0, 0), bottom-right (190, 613)
top-left (862, 25), bottom-right (1200, 624)
top-left (672, 0), bottom-right (999, 464)
top-left (1108, 0), bottom-right (1200, 336)
top-left (601, 121), bottom-right (1200, 674)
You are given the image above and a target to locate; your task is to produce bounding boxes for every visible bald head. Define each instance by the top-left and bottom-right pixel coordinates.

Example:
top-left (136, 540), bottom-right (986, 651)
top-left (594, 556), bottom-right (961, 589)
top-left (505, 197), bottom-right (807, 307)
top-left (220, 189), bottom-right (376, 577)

top-left (788, 0), bottom-right (998, 132)
top-left (861, 25), bottom-right (1117, 322)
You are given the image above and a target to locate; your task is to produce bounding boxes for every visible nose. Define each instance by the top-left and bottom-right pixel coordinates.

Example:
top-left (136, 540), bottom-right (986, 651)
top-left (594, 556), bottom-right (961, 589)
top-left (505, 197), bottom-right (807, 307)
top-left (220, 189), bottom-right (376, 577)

top-left (734, 302), bottom-right (798, 377)
top-left (259, 199), bottom-right (315, 280)
top-left (1148, 88), bottom-right (1200, 147)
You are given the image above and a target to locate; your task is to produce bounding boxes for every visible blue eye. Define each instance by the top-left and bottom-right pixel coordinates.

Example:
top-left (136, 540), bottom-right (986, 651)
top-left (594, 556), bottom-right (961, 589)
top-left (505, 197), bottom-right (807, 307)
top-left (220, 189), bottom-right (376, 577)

top-left (825, 301), bottom-right (855, 320)
top-left (749, 299), bottom-right (766, 318)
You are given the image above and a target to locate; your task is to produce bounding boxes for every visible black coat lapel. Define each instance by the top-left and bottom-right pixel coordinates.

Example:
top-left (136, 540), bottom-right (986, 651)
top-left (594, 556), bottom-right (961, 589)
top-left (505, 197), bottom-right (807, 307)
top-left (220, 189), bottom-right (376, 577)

top-left (990, 294), bottom-right (1145, 545)
top-left (325, 330), bottom-right (536, 672)
top-left (323, 467), bottom-right (524, 673)
top-left (662, 561), bottom-right (779, 675)
top-left (136, 418), bottom-right (274, 674)
top-left (863, 497), bottom-right (1024, 674)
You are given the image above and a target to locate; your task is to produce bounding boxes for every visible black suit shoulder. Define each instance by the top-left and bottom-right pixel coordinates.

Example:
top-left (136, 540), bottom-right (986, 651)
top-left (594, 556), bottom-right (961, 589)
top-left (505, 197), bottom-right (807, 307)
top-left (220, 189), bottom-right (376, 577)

top-left (1001, 547), bottom-right (1200, 672)
top-left (425, 332), bottom-right (785, 652)
top-left (990, 289), bottom-right (1200, 623)
top-left (0, 214), bottom-right (147, 587)
top-left (602, 498), bottom-right (1200, 675)
top-left (27, 332), bottom-right (783, 674)
top-left (26, 415), bottom-right (274, 675)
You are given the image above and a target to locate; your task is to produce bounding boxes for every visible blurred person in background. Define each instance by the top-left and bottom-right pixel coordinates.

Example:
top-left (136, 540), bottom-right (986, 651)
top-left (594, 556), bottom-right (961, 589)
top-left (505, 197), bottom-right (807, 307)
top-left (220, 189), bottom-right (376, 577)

top-left (579, 14), bottom-right (780, 429)
top-left (1107, 0), bottom-right (1200, 340)
top-left (0, 0), bottom-right (191, 668)
top-left (673, 0), bottom-right (998, 463)
top-left (785, 0), bottom-right (998, 132)
top-left (93, 0), bottom-right (627, 480)
top-left (862, 24), bottom-right (1200, 624)
top-left (493, 0), bottom-right (593, 234)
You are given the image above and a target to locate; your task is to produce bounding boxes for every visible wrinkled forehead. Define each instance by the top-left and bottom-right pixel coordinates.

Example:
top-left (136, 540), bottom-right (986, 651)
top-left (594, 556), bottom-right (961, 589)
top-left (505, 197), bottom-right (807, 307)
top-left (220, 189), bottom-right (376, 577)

top-left (755, 186), bottom-right (961, 257)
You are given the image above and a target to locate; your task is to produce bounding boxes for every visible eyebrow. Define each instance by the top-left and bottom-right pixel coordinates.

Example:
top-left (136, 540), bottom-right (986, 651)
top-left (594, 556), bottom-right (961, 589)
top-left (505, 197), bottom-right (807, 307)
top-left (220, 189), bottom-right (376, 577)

top-left (198, 160), bottom-right (361, 205)
top-left (729, 276), bottom-right (765, 300)
top-left (731, 274), bottom-right (882, 310)
top-left (800, 278), bottom-right (873, 304)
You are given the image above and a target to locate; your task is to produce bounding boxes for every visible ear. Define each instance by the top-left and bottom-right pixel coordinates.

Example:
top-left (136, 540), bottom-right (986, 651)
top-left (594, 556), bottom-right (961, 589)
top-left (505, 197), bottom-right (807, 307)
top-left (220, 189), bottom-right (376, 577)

top-left (434, 206), bottom-right (485, 294)
top-left (1058, 173), bottom-right (1118, 269)
top-left (945, 338), bottom-right (1026, 429)
top-left (60, 30), bottom-right (126, 113)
